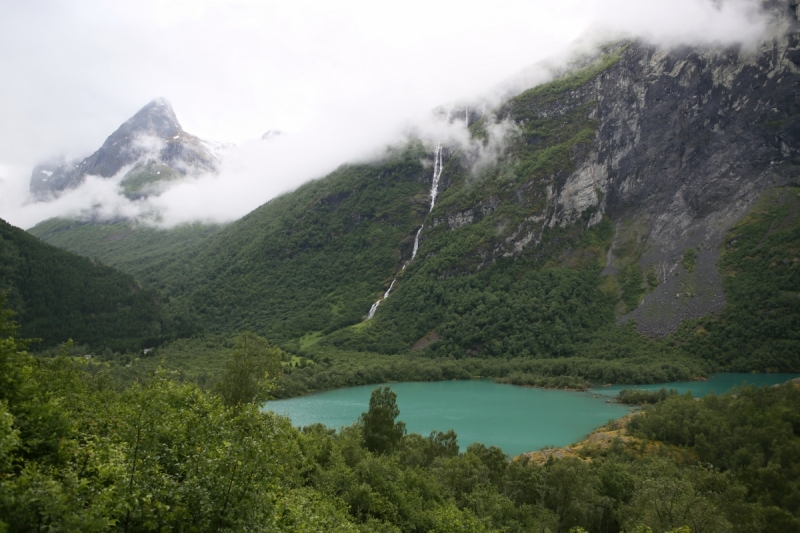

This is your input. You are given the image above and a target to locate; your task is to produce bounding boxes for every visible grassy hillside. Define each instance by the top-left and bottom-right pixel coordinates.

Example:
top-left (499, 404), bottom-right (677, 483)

top-left (78, 182), bottom-right (799, 398)
top-left (136, 58), bottom-right (623, 355)
top-left (28, 218), bottom-right (223, 280)
top-left (314, 54), bottom-right (640, 358)
top-left (0, 218), bottom-right (193, 351)
top-left (147, 143), bottom-right (433, 342)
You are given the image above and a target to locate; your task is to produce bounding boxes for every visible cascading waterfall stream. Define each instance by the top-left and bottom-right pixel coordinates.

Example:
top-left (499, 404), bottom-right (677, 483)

top-left (366, 143), bottom-right (443, 319)
top-left (367, 300), bottom-right (381, 319)
top-left (366, 279), bottom-right (396, 319)
top-left (428, 143), bottom-right (443, 212)
top-left (409, 227), bottom-right (423, 263)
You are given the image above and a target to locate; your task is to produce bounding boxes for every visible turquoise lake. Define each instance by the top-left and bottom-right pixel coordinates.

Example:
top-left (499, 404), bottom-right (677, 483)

top-left (589, 372), bottom-right (800, 397)
top-left (263, 373), bottom-right (799, 457)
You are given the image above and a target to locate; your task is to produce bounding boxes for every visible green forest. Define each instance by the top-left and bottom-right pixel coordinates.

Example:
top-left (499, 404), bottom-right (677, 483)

top-left (673, 188), bottom-right (800, 371)
top-left (0, 219), bottom-right (195, 353)
top-left (9, 182), bottom-right (800, 401)
top-left (2, 303), bottom-right (798, 532)
top-left (28, 218), bottom-right (223, 282)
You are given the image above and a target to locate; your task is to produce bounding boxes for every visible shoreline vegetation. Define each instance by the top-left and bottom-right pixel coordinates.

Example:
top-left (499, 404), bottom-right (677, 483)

top-left (59, 331), bottom-right (791, 401)
top-left (55, 330), bottom-right (711, 399)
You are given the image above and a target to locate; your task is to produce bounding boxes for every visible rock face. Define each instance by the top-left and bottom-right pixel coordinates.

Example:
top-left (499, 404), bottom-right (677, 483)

top-left (457, 0), bottom-right (800, 335)
top-left (607, 9), bottom-right (798, 334)
top-left (30, 98), bottom-right (230, 199)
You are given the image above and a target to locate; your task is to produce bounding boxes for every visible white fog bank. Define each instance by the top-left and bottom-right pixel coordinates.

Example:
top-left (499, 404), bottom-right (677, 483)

top-left (0, 0), bottom-right (772, 229)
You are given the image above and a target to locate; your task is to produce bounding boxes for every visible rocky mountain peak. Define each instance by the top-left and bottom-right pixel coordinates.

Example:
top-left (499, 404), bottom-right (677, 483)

top-left (120, 98), bottom-right (182, 140)
top-left (29, 98), bottom-right (222, 200)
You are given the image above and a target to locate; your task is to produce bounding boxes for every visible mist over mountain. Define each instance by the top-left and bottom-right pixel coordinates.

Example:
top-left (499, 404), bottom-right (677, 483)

top-left (1, 0), bottom-right (779, 232)
top-left (29, 98), bottom-right (231, 201)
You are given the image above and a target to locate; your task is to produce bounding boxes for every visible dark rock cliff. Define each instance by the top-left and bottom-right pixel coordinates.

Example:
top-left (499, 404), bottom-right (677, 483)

top-left (440, 0), bottom-right (800, 336)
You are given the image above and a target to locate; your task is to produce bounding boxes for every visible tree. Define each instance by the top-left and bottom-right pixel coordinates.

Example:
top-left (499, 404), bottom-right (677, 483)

top-left (621, 462), bottom-right (737, 533)
top-left (359, 386), bottom-right (406, 455)
top-left (544, 458), bottom-right (603, 532)
top-left (215, 331), bottom-right (284, 407)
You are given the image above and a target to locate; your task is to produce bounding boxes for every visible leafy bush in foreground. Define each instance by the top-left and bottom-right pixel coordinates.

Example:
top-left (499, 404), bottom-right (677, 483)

top-left (2, 300), bottom-right (798, 531)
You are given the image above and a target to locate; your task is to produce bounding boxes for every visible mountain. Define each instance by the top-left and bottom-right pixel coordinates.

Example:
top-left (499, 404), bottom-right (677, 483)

top-left (28, 2), bottom-right (800, 377)
top-left (29, 97), bottom-right (231, 199)
top-left (27, 98), bottom-right (229, 279)
top-left (0, 217), bottom-right (194, 351)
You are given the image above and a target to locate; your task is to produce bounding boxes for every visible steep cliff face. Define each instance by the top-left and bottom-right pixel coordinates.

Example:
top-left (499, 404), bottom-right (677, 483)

top-left (29, 98), bottom-right (229, 199)
top-left (430, 1), bottom-right (800, 336)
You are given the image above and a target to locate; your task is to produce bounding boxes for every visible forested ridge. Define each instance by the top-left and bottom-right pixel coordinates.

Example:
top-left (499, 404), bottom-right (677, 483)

top-left (0, 218), bottom-right (194, 352)
top-left (11, 182), bottom-right (800, 397)
top-left (23, 182), bottom-right (796, 398)
top-left (28, 218), bottom-right (223, 282)
top-left (259, 185), bottom-right (800, 398)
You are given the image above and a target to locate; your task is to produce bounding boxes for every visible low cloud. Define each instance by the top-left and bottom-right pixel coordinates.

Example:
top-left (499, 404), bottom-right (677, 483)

top-left (1, 170), bottom-right (152, 228)
top-left (586, 0), bottom-right (769, 47)
top-left (0, 0), bottom-right (774, 230)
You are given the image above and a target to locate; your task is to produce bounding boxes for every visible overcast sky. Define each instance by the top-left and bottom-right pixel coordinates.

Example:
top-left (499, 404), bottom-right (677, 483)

top-left (0, 0), bottom-right (770, 229)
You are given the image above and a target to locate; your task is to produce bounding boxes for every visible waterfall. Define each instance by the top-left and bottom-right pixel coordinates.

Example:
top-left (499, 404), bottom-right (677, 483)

top-left (367, 300), bottom-right (381, 319)
top-left (366, 279), bottom-right (395, 319)
top-left (410, 227), bottom-right (423, 261)
top-left (366, 143), bottom-right (444, 320)
top-left (465, 106), bottom-right (469, 128)
top-left (383, 279), bottom-right (396, 299)
top-left (429, 143), bottom-right (443, 212)
top-left (406, 143), bottom-right (442, 262)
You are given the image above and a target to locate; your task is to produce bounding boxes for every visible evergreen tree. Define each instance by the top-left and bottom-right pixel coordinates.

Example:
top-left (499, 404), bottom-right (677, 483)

top-left (359, 386), bottom-right (406, 455)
